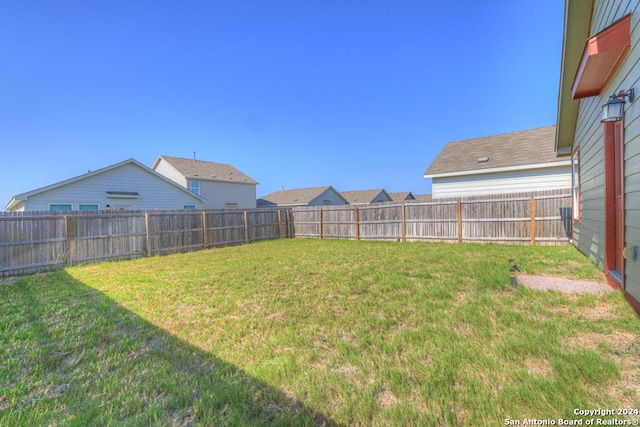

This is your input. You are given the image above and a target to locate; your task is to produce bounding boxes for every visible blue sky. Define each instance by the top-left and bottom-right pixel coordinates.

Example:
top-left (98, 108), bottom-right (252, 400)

top-left (1, 1), bottom-right (563, 207)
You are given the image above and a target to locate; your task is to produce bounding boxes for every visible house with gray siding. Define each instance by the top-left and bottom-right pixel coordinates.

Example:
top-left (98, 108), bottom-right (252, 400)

top-left (424, 126), bottom-right (572, 199)
top-left (556, 0), bottom-right (640, 309)
top-left (152, 155), bottom-right (258, 209)
top-left (258, 186), bottom-right (348, 207)
top-left (341, 189), bottom-right (392, 205)
top-left (4, 158), bottom-right (205, 211)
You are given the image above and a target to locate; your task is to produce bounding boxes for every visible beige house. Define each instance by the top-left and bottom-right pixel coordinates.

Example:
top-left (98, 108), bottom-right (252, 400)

top-left (413, 194), bottom-right (433, 203)
top-left (388, 192), bottom-right (416, 202)
top-left (341, 189), bottom-right (392, 205)
top-left (424, 126), bottom-right (571, 199)
top-left (152, 155), bottom-right (258, 209)
top-left (556, 0), bottom-right (640, 309)
top-left (258, 186), bottom-right (348, 207)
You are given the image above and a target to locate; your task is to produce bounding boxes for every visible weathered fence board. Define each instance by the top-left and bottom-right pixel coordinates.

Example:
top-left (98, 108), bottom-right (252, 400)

top-left (290, 190), bottom-right (572, 245)
top-left (1, 191), bottom-right (572, 277)
top-left (1, 208), bottom-right (288, 276)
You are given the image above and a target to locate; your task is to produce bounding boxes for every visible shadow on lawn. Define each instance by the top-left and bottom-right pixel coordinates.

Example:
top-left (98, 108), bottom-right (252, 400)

top-left (1, 271), bottom-right (335, 426)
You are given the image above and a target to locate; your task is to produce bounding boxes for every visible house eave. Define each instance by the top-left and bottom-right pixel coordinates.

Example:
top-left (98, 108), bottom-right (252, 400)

top-left (187, 176), bottom-right (259, 185)
top-left (555, 0), bottom-right (593, 154)
top-left (424, 160), bottom-right (572, 179)
top-left (4, 197), bottom-right (23, 211)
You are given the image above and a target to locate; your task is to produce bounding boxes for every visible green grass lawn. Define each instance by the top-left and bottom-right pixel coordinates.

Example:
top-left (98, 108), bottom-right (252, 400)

top-left (1, 239), bottom-right (639, 426)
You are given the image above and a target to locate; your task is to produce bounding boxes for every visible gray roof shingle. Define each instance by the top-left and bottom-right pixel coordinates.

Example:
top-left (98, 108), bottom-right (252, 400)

top-left (157, 155), bottom-right (258, 184)
top-left (258, 186), bottom-right (343, 206)
top-left (388, 192), bottom-right (415, 201)
top-left (341, 189), bottom-right (391, 204)
top-left (424, 125), bottom-right (561, 176)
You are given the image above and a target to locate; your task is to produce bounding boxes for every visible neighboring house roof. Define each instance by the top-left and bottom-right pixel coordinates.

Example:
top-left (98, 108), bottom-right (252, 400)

top-left (257, 186), bottom-right (347, 207)
top-left (388, 192), bottom-right (415, 201)
top-left (412, 194), bottom-right (433, 202)
top-left (152, 155), bottom-right (258, 185)
top-left (4, 158), bottom-right (205, 211)
top-left (341, 189), bottom-right (391, 204)
top-left (424, 125), bottom-right (567, 178)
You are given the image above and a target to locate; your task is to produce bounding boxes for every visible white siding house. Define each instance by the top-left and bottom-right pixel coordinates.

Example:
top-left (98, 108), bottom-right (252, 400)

top-left (556, 0), bottom-right (640, 310)
top-left (4, 159), bottom-right (205, 211)
top-left (424, 126), bottom-right (572, 199)
top-left (152, 155), bottom-right (258, 209)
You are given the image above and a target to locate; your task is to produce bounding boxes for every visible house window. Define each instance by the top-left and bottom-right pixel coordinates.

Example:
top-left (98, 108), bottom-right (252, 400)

top-left (190, 181), bottom-right (200, 195)
top-left (225, 203), bottom-right (238, 209)
top-left (572, 146), bottom-right (581, 221)
top-left (184, 205), bottom-right (196, 210)
top-left (79, 204), bottom-right (99, 211)
top-left (114, 205), bottom-right (129, 211)
top-left (50, 204), bottom-right (72, 211)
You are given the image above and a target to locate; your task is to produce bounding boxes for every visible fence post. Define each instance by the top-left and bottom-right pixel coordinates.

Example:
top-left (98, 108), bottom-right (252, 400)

top-left (319, 209), bottom-right (323, 239)
top-left (64, 215), bottom-right (72, 265)
top-left (286, 210), bottom-right (292, 238)
top-left (401, 204), bottom-right (407, 242)
top-left (457, 201), bottom-right (462, 244)
top-left (530, 196), bottom-right (536, 245)
top-left (145, 213), bottom-right (152, 256)
top-left (202, 211), bottom-right (208, 248)
top-left (277, 210), bottom-right (283, 238)
top-left (354, 207), bottom-right (359, 241)
top-left (243, 211), bottom-right (249, 243)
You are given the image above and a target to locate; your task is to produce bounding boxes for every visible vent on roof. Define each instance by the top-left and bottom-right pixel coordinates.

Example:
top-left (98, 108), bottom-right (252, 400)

top-left (478, 157), bottom-right (489, 163)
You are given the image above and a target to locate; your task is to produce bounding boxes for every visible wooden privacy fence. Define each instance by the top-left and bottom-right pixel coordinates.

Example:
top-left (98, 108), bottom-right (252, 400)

top-left (291, 192), bottom-right (572, 245)
top-left (1, 191), bottom-right (571, 277)
top-left (0, 208), bottom-right (291, 276)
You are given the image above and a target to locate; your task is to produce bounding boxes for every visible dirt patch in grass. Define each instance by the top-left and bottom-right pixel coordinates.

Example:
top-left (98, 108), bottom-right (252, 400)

top-left (566, 331), bottom-right (636, 351)
top-left (0, 277), bottom-right (18, 286)
top-left (376, 385), bottom-right (398, 408)
top-left (607, 349), bottom-right (640, 408)
top-left (523, 356), bottom-right (553, 379)
top-left (604, 333), bottom-right (640, 408)
top-left (566, 331), bottom-right (640, 407)
top-left (550, 304), bottom-right (621, 321)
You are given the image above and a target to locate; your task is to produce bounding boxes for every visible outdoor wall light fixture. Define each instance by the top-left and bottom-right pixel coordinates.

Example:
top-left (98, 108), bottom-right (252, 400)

top-left (601, 88), bottom-right (634, 123)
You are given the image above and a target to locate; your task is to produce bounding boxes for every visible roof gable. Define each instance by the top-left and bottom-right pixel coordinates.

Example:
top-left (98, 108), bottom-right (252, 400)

top-left (388, 192), bottom-right (415, 201)
top-left (341, 189), bottom-right (391, 204)
top-left (424, 126), bottom-right (563, 177)
top-left (258, 186), bottom-right (347, 206)
top-left (153, 155), bottom-right (258, 185)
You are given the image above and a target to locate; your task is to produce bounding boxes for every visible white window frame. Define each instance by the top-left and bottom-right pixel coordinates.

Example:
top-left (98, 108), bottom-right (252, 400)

top-left (190, 181), bottom-right (200, 195)
top-left (572, 146), bottom-right (581, 221)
